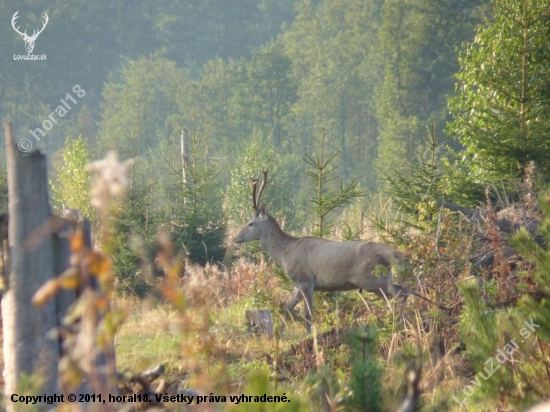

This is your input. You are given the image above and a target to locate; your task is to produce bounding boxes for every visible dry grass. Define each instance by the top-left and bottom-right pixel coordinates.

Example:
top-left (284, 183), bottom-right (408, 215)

top-left (112, 252), bottom-right (471, 410)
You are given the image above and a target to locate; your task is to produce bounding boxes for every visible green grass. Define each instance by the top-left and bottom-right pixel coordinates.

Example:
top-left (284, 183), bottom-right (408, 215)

top-left (114, 300), bottom-right (185, 376)
top-left (116, 332), bottom-right (183, 374)
top-left (111, 274), bottom-right (475, 411)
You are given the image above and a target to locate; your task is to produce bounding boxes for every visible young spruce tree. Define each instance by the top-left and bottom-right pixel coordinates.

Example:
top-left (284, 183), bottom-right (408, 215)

top-left (448, 0), bottom-right (550, 185)
top-left (110, 159), bottom-right (159, 295)
top-left (304, 130), bottom-right (364, 238)
top-left (457, 187), bottom-right (550, 408)
top-left (169, 127), bottom-right (226, 266)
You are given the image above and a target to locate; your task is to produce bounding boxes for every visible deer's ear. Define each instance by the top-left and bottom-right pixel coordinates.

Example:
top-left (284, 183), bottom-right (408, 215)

top-left (259, 204), bottom-right (269, 217)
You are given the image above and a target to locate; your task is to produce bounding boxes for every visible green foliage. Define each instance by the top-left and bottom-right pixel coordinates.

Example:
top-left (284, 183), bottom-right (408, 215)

top-left (12, 373), bottom-right (46, 412)
top-left (304, 327), bottom-right (385, 411)
top-left (457, 279), bottom-right (550, 408)
top-left (99, 57), bottom-right (188, 156)
top-left (383, 122), bottom-right (448, 221)
top-left (50, 136), bottom-right (94, 219)
top-left (13, 2), bottom-right (550, 408)
top-left (283, 0), bottom-right (383, 189)
top-left (110, 170), bottom-right (158, 296)
top-left (511, 186), bottom-right (550, 312)
top-left (375, 0), bottom-right (485, 184)
top-left (457, 187), bottom-right (550, 408)
top-left (167, 127), bottom-right (226, 266)
top-left (1, 0), bottom-right (295, 150)
top-left (246, 41), bottom-right (298, 149)
top-left (304, 366), bottom-right (352, 412)
top-left (155, 0), bottom-right (295, 70)
top-left (346, 327), bottom-right (385, 411)
top-left (304, 131), bottom-right (365, 237)
top-left (2, 0), bottom-right (488, 203)
top-left (191, 57), bottom-right (249, 161)
top-left (448, 0), bottom-right (550, 184)
top-left (191, 42), bottom-right (298, 183)
top-left (439, 147), bottom-right (488, 207)
top-left (225, 137), bottom-right (301, 230)
top-left (340, 219), bottom-right (365, 242)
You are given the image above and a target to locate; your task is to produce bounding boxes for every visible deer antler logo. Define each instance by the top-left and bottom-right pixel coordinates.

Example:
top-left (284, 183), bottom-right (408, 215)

top-left (12, 11), bottom-right (49, 54)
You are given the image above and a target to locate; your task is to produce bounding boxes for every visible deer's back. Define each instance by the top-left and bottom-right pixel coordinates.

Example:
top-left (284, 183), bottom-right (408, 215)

top-left (285, 238), bottom-right (403, 287)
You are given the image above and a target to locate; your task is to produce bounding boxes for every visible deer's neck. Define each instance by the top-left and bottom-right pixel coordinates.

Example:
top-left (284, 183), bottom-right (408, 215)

top-left (261, 218), bottom-right (297, 267)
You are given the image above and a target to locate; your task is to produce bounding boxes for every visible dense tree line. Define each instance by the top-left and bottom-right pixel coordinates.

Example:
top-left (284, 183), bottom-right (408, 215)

top-left (4, 0), bottom-right (550, 291)
top-left (2, 0), bottom-right (487, 185)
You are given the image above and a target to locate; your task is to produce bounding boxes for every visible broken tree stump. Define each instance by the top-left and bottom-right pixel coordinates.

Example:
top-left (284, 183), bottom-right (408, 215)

top-left (245, 309), bottom-right (274, 338)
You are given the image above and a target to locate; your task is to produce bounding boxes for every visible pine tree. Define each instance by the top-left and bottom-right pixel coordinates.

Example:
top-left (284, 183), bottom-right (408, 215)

top-left (448, 0), bottom-right (550, 183)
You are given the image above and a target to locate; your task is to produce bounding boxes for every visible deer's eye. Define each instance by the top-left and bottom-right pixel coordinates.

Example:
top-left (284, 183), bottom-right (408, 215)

top-left (248, 222), bottom-right (253, 227)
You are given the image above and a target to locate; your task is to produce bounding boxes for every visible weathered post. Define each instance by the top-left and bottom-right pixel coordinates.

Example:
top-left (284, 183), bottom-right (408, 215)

top-left (2, 123), bottom-right (59, 406)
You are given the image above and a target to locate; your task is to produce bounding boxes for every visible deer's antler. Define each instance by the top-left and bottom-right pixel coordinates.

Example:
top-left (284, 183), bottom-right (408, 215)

top-left (251, 169), bottom-right (269, 214)
top-left (256, 169), bottom-right (269, 209)
top-left (251, 171), bottom-right (261, 212)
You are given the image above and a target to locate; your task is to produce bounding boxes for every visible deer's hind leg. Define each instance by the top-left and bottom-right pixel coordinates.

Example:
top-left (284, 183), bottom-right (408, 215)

top-left (301, 283), bottom-right (314, 333)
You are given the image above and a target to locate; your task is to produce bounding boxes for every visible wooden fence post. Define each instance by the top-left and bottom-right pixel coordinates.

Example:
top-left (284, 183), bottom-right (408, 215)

top-left (1, 123), bottom-right (60, 406)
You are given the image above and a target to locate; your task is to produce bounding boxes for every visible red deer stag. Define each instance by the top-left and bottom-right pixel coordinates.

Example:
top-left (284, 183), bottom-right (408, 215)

top-left (233, 170), bottom-right (446, 333)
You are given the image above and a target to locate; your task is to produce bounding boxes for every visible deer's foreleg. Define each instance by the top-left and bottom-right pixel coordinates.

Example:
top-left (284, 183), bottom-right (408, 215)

top-left (285, 283), bottom-right (315, 333)
top-left (284, 287), bottom-right (303, 319)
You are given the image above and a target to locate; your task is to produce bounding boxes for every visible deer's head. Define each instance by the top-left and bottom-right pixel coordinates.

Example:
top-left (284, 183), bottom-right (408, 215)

top-left (233, 170), bottom-right (271, 244)
top-left (12, 11), bottom-right (49, 54)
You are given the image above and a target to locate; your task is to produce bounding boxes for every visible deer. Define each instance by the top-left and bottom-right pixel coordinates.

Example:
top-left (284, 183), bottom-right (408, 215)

top-left (12, 11), bottom-right (49, 54)
top-left (233, 170), bottom-right (447, 333)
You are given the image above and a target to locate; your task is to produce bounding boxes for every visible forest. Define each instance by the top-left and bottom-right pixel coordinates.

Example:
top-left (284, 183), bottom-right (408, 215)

top-left (1, 0), bottom-right (550, 410)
